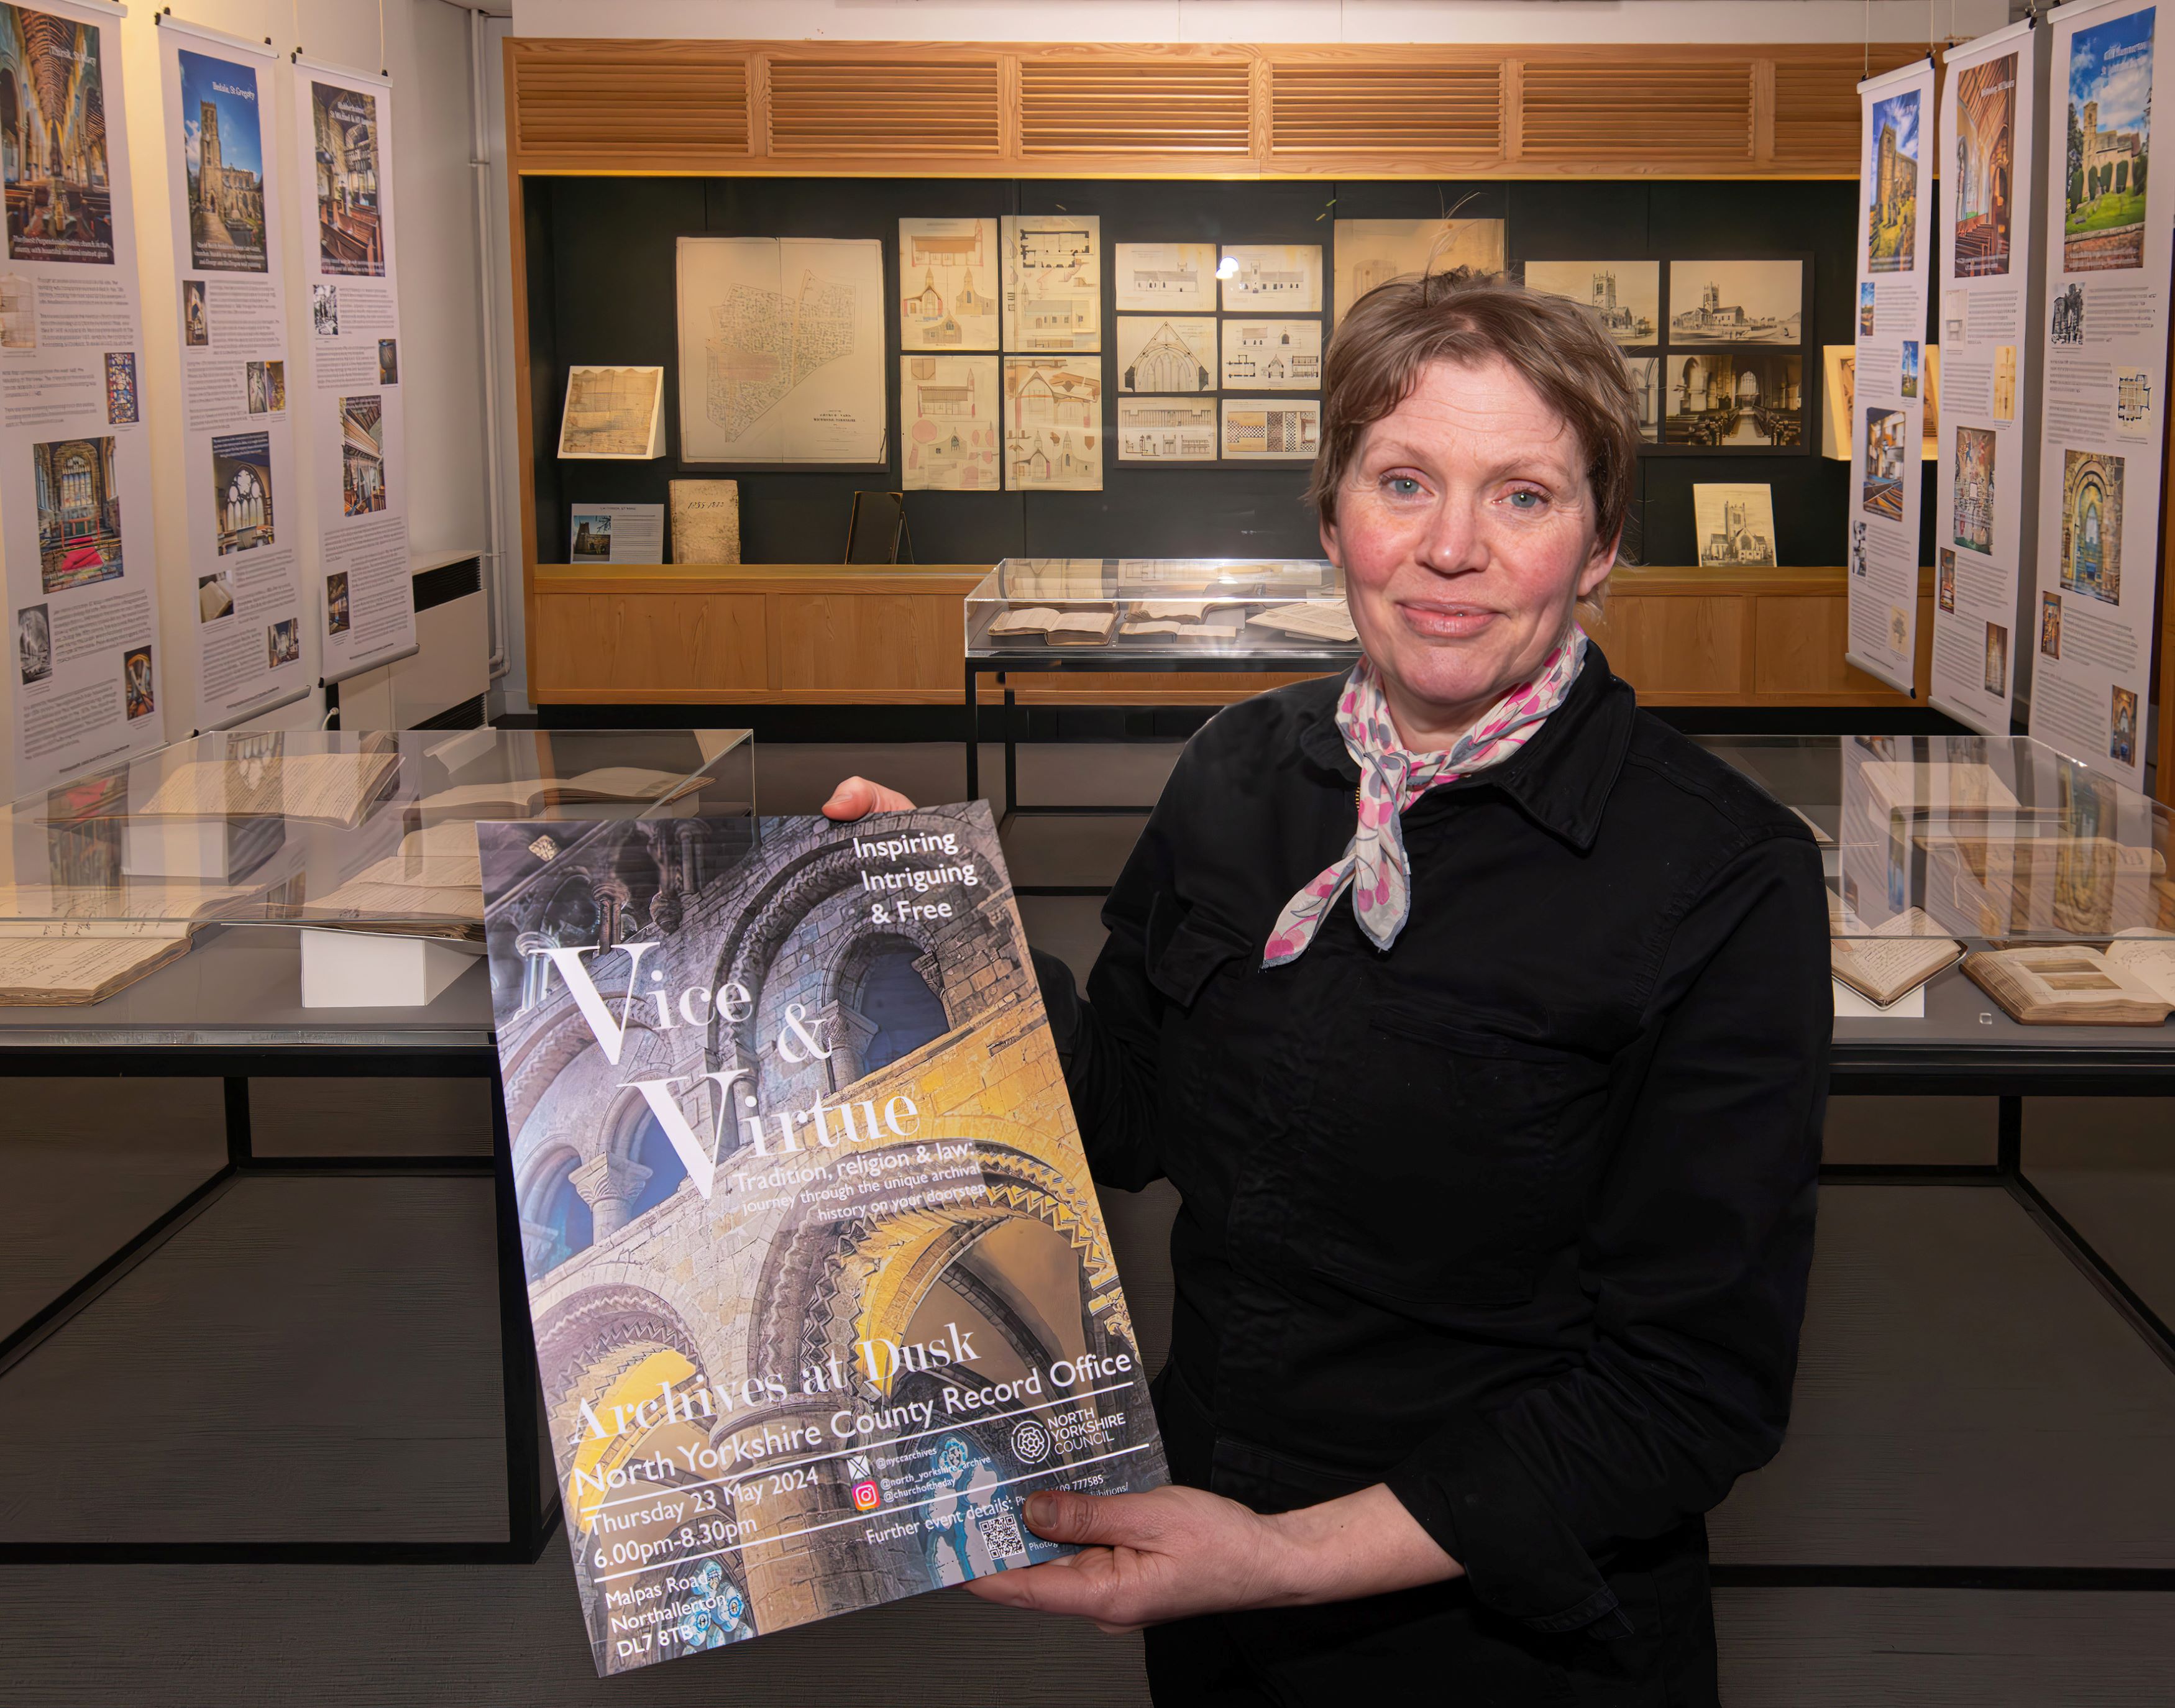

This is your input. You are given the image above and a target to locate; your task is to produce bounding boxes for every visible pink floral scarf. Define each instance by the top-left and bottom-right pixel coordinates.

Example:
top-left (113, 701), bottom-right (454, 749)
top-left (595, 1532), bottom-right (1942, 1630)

top-left (1262, 627), bottom-right (1588, 967)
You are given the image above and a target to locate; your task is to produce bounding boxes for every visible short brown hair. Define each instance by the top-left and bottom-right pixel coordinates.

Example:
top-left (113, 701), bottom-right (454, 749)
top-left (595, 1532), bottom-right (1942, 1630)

top-left (1309, 270), bottom-right (1639, 566)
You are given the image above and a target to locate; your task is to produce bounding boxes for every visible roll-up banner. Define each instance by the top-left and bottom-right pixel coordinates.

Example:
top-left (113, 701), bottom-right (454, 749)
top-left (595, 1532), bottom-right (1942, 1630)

top-left (1930, 19), bottom-right (2050, 736)
top-left (1848, 57), bottom-right (1938, 696)
top-left (158, 15), bottom-right (308, 730)
top-left (1, 0), bottom-right (168, 792)
top-left (289, 54), bottom-right (414, 686)
top-left (2029, 0), bottom-right (2170, 787)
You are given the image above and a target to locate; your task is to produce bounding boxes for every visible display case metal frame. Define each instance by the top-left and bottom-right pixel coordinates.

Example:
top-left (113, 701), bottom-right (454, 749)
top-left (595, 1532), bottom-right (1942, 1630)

top-left (965, 648), bottom-right (1355, 894)
top-left (0, 1028), bottom-right (556, 1569)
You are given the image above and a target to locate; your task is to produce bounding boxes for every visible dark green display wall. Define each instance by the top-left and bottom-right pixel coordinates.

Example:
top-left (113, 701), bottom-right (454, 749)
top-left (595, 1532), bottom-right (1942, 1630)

top-left (523, 175), bottom-right (1938, 570)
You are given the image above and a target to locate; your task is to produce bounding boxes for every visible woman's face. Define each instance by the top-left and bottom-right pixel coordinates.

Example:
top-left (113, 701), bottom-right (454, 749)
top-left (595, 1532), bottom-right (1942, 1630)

top-left (1321, 355), bottom-right (1617, 741)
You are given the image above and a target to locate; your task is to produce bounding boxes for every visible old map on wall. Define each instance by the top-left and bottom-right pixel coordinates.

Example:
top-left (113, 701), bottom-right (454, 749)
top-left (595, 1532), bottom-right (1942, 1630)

top-left (675, 237), bottom-right (886, 463)
top-left (1331, 219), bottom-right (1508, 324)
top-left (1001, 214), bottom-right (1101, 352)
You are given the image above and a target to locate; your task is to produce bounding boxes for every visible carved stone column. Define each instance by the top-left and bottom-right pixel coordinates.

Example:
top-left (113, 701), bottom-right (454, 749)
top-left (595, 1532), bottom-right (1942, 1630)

top-left (592, 875), bottom-right (632, 952)
top-left (516, 929), bottom-right (556, 1009)
top-left (520, 1217), bottom-right (562, 1276)
top-left (648, 823), bottom-right (685, 934)
top-left (807, 1000), bottom-right (880, 1092)
top-left (569, 1153), bottom-right (652, 1240)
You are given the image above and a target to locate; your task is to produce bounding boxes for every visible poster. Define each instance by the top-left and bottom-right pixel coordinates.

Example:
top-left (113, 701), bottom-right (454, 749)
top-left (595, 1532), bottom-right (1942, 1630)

top-left (675, 237), bottom-right (887, 464)
top-left (478, 807), bottom-right (1168, 1674)
top-left (291, 58), bottom-right (416, 685)
top-left (1219, 319), bottom-right (1321, 390)
top-left (2029, 0), bottom-right (2168, 785)
top-left (1929, 21), bottom-right (2045, 737)
top-left (2, 0), bottom-right (167, 792)
top-left (160, 20), bottom-right (306, 730)
top-left (1846, 58), bottom-right (1936, 695)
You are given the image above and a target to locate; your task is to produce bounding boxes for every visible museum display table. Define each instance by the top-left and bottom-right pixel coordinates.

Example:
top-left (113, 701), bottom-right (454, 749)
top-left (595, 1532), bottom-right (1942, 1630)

top-left (1696, 735), bottom-right (2175, 1441)
top-left (0, 728), bottom-right (754, 1564)
top-left (963, 559), bottom-right (1361, 851)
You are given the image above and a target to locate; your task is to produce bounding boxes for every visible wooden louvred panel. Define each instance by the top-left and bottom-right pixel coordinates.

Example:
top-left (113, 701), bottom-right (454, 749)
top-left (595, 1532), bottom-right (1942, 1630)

top-left (1772, 47), bottom-right (1926, 172)
top-left (1268, 61), bottom-right (1503, 159)
top-left (512, 52), bottom-right (749, 158)
top-left (767, 57), bottom-right (1003, 157)
top-left (1519, 58), bottom-right (1754, 163)
top-left (1019, 58), bottom-right (1252, 156)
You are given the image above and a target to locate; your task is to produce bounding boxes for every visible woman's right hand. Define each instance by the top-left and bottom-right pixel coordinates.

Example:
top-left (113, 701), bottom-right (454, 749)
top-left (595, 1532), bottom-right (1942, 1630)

top-left (821, 776), bottom-right (918, 820)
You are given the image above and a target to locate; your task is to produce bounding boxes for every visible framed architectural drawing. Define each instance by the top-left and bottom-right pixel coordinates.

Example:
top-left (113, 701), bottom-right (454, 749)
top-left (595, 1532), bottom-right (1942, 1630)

top-left (675, 237), bottom-right (886, 464)
top-left (1116, 397), bottom-right (1218, 463)
top-left (1114, 242), bottom-right (1217, 312)
top-left (1667, 260), bottom-right (1805, 345)
top-left (1002, 214), bottom-right (1101, 352)
top-left (1115, 316), bottom-right (1215, 393)
top-left (556, 365), bottom-right (664, 459)
top-left (901, 354), bottom-right (1000, 491)
top-left (1220, 398), bottom-right (1321, 460)
top-left (1692, 483), bottom-right (1778, 565)
top-left (1332, 218), bottom-right (1507, 324)
top-left (899, 217), bottom-right (999, 351)
top-left (1521, 261), bottom-right (1660, 345)
top-left (1220, 319), bottom-right (1322, 390)
top-left (1219, 245), bottom-right (1322, 313)
top-left (1003, 355), bottom-right (1102, 490)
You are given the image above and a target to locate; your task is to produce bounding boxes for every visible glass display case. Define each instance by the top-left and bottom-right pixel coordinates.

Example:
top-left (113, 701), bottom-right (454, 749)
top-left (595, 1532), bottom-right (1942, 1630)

top-left (965, 557), bottom-right (1361, 660)
top-left (1700, 734), bottom-right (2174, 1041)
top-left (0, 728), bottom-right (754, 1020)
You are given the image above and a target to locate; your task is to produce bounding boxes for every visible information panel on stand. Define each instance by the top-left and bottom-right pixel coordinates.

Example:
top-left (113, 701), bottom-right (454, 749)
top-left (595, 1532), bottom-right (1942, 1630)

top-left (1848, 57), bottom-right (1938, 696)
top-left (1930, 19), bottom-right (2048, 736)
top-left (2028, 0), bottom-right (2170, 787)
top-left (158, 16), bottom-right (309, 729)
top-left (1, 0), bottom-right (167, 790)
top-left (289, 55), bottom-right (416, 685)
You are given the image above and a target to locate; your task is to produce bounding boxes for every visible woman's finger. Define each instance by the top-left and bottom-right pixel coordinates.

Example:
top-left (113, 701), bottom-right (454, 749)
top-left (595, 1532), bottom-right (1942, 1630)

top-left (820, 776), bottom-right (918, 820)
top-left (1022, 1490), bottom-right (1165, 1549)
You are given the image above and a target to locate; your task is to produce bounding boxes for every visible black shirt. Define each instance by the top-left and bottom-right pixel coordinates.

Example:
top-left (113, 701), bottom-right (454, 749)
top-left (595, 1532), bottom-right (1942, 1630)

top-left (1043, 649), bottom-right (1830, 1641)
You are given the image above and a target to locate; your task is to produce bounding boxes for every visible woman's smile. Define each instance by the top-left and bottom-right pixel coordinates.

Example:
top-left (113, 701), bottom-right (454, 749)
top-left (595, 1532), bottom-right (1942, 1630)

top-left (1394, 600), bottom-right (1500, 641)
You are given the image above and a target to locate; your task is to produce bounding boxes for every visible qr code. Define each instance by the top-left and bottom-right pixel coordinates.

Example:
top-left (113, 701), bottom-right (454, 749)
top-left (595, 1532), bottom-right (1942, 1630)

top-left (976, 1502), bottom-right (1028, 1560)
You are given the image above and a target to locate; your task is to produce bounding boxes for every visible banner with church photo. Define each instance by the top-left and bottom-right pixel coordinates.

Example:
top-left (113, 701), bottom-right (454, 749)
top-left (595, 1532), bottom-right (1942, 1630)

top-left (288, 57), bottom-right (414, 685)
top-left (2028, 0), bottom-right (2170, 787)
top-left (1, 0), bottom-right (167, 792)
top-left (1929, 20), bottom-right (2047, 736)
top-left (1846, 57), bottom-right (1936, 696)
top-left (158, 17), bottom-right (308, 729)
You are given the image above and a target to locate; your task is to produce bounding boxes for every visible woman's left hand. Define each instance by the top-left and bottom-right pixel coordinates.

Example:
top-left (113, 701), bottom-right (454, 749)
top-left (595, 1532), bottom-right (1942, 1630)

top-left (962, 1481), bottom-right (1461, 1633)
top-left (962, 1485), bottom-right (1296, 1633)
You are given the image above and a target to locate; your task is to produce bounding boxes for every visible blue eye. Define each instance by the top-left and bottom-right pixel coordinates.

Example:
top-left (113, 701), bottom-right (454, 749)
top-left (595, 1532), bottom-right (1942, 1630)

top-left (1386, 476), bottom-right (1423, 497)
top-left (1506, 489), bottom-right (1544, 509)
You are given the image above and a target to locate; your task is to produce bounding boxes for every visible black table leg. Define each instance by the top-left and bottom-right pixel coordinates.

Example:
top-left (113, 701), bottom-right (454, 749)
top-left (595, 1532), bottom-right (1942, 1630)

top-left (491, 1064), bottom-right (555, 1562)
top-left (964, 660), bottom-right (979, 803)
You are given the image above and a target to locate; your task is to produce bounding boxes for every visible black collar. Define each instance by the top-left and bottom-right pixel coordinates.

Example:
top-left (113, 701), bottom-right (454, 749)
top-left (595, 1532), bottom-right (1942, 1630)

top-left (1294, 644), bottom-right (1636, 853)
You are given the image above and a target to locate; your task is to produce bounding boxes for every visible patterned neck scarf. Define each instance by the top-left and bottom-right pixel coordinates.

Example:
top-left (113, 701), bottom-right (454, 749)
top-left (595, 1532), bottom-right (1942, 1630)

top-left (1262, 627), bottom-right (1588, 967)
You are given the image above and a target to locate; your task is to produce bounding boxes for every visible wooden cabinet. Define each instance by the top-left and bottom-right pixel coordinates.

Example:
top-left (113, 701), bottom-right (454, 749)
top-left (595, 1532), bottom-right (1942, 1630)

top-left (528, 562), bottom-right (1933, 708)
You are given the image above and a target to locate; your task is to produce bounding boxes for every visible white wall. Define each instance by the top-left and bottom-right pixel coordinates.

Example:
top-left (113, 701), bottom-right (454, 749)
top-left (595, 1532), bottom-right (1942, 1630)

top-left (510, 0), bottom-right (2013, 45)
top-left (0, 0), bottom-right (490, 798)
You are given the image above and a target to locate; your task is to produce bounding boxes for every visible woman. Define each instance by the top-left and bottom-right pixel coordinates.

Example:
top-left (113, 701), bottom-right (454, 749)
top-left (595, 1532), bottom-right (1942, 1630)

top-left (826, 274), bottom-right (1829, 1704)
